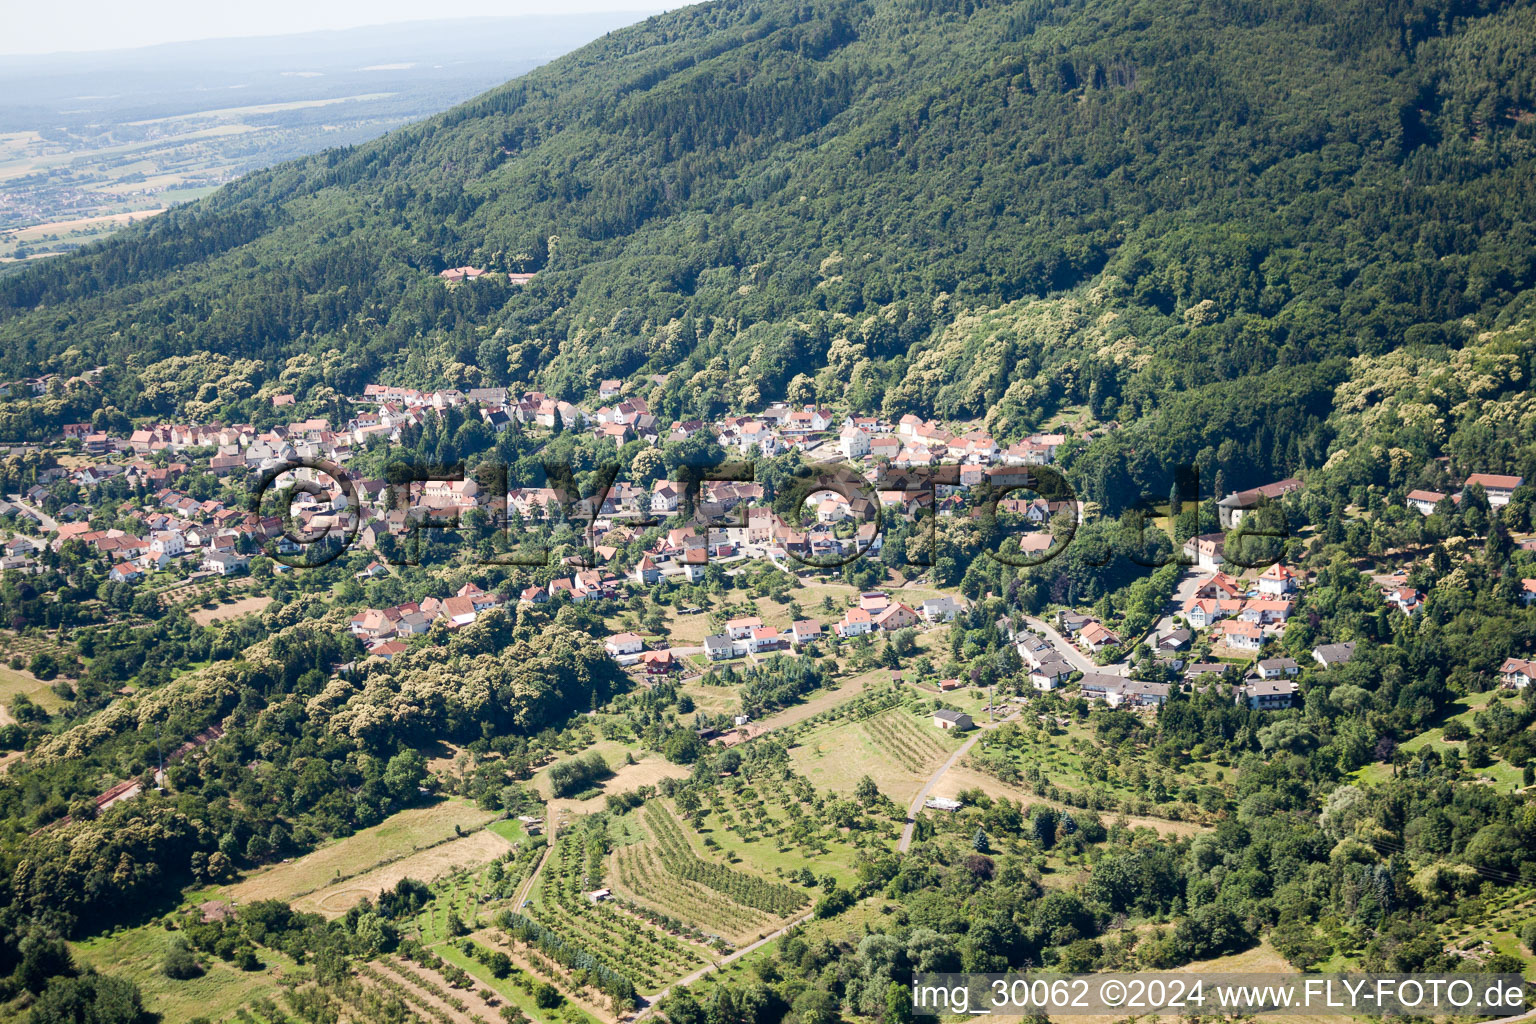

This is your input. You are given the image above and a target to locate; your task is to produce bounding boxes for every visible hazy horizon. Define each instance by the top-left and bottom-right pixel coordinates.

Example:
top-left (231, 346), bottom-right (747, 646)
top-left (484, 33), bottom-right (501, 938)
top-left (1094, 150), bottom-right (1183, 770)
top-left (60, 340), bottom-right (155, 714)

top-left (3, 1), bottom-right (673, 57)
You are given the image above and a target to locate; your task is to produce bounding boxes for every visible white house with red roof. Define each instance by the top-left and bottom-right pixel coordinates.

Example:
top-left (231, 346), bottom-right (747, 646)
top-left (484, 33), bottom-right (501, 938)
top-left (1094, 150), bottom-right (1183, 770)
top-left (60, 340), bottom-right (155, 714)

top-left (1461, 473), bottom-right (1522, 507)
top-left (605, 633), bottom-right (644, 658)
top-left (836, 607), bottom-right (874, 638)
top-left (1257, 563), bottom-right (1298, 596)
top-left (1406, 489), bottom-right (1447, 515)
top-left (725, 616), bottom-right (764, 640)
top-left (1218, 619), bottom-right (1264, 651)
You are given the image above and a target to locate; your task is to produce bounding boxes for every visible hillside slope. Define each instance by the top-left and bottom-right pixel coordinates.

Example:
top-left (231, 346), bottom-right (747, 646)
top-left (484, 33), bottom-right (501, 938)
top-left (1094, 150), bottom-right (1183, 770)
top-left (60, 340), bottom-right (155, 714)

top-left (3, 0), bottom-right (1536, 498)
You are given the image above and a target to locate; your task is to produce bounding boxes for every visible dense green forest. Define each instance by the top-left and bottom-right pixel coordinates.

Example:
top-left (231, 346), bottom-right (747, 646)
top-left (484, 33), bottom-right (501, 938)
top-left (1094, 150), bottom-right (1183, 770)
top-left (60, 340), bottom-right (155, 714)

top-left (5, 0), bottom-right (1536, 502)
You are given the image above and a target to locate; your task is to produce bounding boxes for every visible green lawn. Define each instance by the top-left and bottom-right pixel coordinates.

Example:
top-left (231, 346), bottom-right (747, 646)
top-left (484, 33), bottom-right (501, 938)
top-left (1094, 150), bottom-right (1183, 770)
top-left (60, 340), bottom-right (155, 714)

top-left (487, 818), bottom-right (528, 844)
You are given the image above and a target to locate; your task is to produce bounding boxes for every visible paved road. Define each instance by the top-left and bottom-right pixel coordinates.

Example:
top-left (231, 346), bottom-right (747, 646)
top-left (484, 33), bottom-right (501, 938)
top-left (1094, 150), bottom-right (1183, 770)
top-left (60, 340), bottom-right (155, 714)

top-left (1020, 614), bottom-right (1127, 677)
top-left (6, 495), bottom-right (58, 533)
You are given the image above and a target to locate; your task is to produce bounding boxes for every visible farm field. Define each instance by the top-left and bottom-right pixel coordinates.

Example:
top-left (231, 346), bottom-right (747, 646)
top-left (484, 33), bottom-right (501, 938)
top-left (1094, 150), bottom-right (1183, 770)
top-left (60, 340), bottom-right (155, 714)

top-left (72, 921), bottom-right (297, 1024)
top-left (526, 822), bottom-right (712, 995)
top-left (790, 702), bottom-right (959, 803)
top-left (932, 764), bottom-right (1210, 838)
top-left (221, 800), bottom-right (500, 908)
top-left (541, 753), bottom-right (691, 818)
top-left (610, 801), bottom-right (809, 945)
top-left (188, 595), bottom-right (274, 625)
top-left (671, 763), bottom-right (899, 886)
top-left (0, 661), bottom-right (64, 722)
top-left (295, 829), bottom-right (513, 917)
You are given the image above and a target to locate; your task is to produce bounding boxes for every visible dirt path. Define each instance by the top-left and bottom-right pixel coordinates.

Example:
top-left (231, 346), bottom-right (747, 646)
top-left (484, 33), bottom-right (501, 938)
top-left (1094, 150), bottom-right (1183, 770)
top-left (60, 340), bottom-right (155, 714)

top-left (898, 710), bottom-right (1021, 852)
top-left (635, 910), bottom-right (815, 1020)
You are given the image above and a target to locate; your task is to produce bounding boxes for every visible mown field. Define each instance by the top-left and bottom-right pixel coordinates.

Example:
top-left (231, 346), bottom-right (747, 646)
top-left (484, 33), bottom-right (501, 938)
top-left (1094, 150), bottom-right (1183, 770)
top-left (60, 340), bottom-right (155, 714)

top-left (221, 800), bottom-right (501, 909)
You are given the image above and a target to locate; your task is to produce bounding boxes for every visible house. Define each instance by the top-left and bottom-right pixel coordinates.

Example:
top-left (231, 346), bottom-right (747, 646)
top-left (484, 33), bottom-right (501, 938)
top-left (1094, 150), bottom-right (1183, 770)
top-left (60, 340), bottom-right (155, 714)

top-left (703, 634), bottom-right (734, 661)
top-left (1461, 473), bottom-right (1522, 507)
top-left (1080, 674), bottom-right (1169, 708)
top-left (836, 607), bottom-right (874, 639)
top-left (1499, 657), bottom-right (1534, 688)
top-left (1114, 680), bottom-right (1171, 708)
top-left (1406, 489), bottom-right (1447, 515)
top-left (1030, 656), bottom-right (1073, 691)
top-left (1057, 611), bottom-right (1094, 634)
top-left (1077, 673), bottom-right (1124, 701)
top-left (1242, 598), bottom-right (1295, 625)
top-left (933, 709), bottom-right (974, 731)
top-left (350, 608), bottom-right (399, 640)
top-left (599, 379), bottom-right (623, 400)
top-left (1240, 679), bottom-right (1298, 710)
top-left (1218, 619), bottom-right (1264, 651)
top-left (858, 591), bottom-right (891, 612)
top-left (1079, 621), bottom-right (1121, 651)
top-left (725, 616), bottom-right (764, 640)
top-left (1186, 597), bottom-right (1242, 629)
top-left (790, 620), bottom-right (823, 647)
top-left (639, 650), bottom-right (677, 676)
top-left (839, 425), bottom-right (870, 460)
top-left (109, 562), bottom-right (142, 583)
top-left (1385, 586), bottom-right (1424, 616)
top-left (1013, 631), bottom-right (1053, 667)
top-left (1312, 641), bottom-right (1357, 669)
top-left (748, 626), bottom-right (785, 653)
top-left (1519, 579), bottom-right (1536, 607)
top-left (632, 555), bottom-right (661, 586)
top-left (920, 596), bottom-right (960, 622)
top-left (605, 633), bottom-right (645, 658)
top-left (874, 602), bottom-right (919, 631)
top-left (1184, 663), bottom-right (1229, 684)
top-left (651, 481), bottom-right (681, 513)
top-left (1155, 628), bottom-right (1192, 652)
top-left (203, 551), bottom-right (249, 576)
top-left (937, 678), bottom-right (963, 691)
top-left (1183, 533), bottom-right (1226, 571)
top-left (1257, 563), bottom-right (1298, 596)
top-left (1195, 573), bottom-right (1245, 600)
top-left (1217, 478), bottom-right (1301, 528)
top-left (1255, 657), bottom-right (1301, 679)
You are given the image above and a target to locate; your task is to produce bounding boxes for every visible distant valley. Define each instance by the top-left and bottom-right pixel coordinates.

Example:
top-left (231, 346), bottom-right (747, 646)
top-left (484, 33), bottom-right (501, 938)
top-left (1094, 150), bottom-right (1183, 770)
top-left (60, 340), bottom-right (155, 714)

top-left (0, 15), bottom-right (655, 262)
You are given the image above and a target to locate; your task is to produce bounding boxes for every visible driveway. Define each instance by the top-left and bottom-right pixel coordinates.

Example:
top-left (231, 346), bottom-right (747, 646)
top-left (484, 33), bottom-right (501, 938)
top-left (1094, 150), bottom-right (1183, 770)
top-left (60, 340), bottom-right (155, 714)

top-left (1146, 567), bottom-right (1201, 646)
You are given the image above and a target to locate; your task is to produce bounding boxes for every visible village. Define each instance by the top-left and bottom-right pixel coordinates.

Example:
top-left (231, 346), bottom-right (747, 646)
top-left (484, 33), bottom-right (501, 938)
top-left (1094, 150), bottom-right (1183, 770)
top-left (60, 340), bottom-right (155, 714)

top-left (5, 377), bottom-right (1535, 726)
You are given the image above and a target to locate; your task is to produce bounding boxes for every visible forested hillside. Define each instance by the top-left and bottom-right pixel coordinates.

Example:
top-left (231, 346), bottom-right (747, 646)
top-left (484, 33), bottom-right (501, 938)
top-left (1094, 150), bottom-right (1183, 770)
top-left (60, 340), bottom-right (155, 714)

top-left (4, 0), bottom-right (1536, 499)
